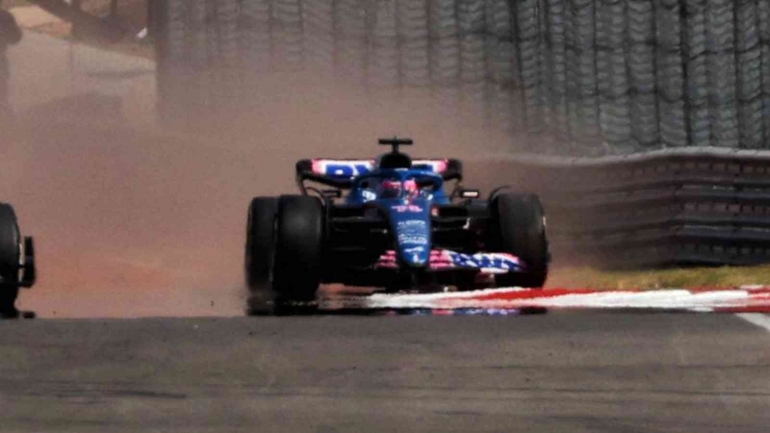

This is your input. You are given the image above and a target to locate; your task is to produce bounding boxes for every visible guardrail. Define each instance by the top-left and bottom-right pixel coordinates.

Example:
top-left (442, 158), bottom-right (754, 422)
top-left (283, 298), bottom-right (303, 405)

top-left (465, 148), bottom-right (770, 268)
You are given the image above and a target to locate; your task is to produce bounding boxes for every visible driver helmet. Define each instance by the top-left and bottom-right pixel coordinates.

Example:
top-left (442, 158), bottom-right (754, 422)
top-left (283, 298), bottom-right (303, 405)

top-left (404, 179), bottom-right (418, 198)
top-left (379, 179), bottom-right (402, 198)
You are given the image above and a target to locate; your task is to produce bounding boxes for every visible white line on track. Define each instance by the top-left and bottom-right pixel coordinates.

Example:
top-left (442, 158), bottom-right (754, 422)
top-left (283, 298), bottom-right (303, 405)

top-left (736, 314), bottom-right (770, 333)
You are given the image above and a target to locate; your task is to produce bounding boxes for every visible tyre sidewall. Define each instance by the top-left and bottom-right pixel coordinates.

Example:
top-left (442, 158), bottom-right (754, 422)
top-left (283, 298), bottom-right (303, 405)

top-left (0, 204), bottom-right (20, 281)
top-left (272, 195), bottom-right (324, 301)
top-left (245, 197), bottom-right (278, 290)
top-left (0, 203), bottom-right (20, 311)
top-left (491, 193), bottom-right (549, 287)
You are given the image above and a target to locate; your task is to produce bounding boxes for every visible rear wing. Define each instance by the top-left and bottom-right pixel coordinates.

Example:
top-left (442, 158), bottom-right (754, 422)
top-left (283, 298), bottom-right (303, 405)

top-left (295, 158), bottom-right (463, 192)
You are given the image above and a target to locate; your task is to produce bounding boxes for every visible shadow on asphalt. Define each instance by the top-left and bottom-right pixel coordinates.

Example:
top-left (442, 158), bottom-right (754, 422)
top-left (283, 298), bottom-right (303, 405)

top-left (0, 310), bottom-right (37, 320)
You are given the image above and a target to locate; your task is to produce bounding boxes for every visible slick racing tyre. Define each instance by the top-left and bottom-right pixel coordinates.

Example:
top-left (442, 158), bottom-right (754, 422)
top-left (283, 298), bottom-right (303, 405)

top-left (491, 193), bottom-right (549, 288)
top-left (0, 204), bottom-right (21, 316)
top-left (245, 197), bottom-right (278, 290)
top-left (272, 195), bottom-right (324, 302)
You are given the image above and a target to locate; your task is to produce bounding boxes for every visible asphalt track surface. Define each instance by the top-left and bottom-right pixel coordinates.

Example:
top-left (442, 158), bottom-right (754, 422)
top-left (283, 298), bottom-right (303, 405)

top-left (2, 311), bottom-right (769, 432)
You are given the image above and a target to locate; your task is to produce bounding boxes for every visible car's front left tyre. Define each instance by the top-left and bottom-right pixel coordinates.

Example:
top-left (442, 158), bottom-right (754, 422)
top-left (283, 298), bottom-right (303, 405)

top-left (490, 193), bottom-right (549, 289)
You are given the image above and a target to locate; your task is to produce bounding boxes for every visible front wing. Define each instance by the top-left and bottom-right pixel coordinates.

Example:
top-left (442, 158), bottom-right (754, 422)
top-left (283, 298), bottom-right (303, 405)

top-left (375, 249), bottom-right (525, 274)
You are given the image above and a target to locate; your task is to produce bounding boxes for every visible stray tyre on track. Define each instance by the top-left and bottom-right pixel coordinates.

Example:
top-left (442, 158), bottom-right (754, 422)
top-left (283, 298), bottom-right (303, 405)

top-left (244, 137), bottom-right (550, 305)
top-left (0, 203), bottom-right (36, 318)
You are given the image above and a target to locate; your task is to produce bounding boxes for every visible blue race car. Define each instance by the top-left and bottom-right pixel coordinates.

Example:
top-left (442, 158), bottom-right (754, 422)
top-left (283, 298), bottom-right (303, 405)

top-left (245, 138), bottom-right (549, 301)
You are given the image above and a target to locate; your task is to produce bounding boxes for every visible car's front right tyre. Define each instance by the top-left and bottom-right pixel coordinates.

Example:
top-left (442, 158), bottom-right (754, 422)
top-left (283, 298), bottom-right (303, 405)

top-left (271, 195), bottom-right (324, 302)
top-left (245, 196), bottom-right (278, 290)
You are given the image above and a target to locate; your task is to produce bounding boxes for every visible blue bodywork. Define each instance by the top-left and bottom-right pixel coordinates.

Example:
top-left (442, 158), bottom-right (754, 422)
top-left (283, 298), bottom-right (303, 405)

top-left (295, 155), bottom-right (527, 280)
top-left (286, 138), bottom-right (538, 294)
top-left (347, 167), bottom-right (448, 268)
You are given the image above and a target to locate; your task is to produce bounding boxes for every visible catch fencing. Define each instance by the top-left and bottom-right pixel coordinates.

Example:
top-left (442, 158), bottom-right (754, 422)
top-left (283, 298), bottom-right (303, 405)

top-left (152, 0), bottom-right (770, 155)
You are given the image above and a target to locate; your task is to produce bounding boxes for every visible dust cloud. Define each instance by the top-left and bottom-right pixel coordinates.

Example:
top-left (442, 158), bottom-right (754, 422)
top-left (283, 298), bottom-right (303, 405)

top-left (0, 56), bottom-right (522, 318)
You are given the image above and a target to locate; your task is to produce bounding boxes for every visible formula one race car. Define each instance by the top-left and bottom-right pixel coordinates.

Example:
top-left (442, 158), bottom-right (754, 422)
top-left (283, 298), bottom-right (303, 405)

top-left (245, 138), bottom-right (549, 301)
top-left (0, 203), bottom-right (36, 317)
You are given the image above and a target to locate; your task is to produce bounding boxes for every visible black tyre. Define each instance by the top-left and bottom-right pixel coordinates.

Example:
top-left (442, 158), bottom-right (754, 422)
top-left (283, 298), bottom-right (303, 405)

top-left (0, 204), bottom-right (21, 315)
top-left (244, 197), bottom-right (278, 290)
top-left (272, 195), bottom-right (324, 301)
top-left (491, 193), bottom-right (549, 288)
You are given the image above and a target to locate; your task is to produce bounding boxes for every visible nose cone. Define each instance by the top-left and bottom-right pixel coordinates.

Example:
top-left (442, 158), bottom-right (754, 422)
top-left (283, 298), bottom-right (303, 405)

top-left (386, 199), bottom-right (432, 268)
